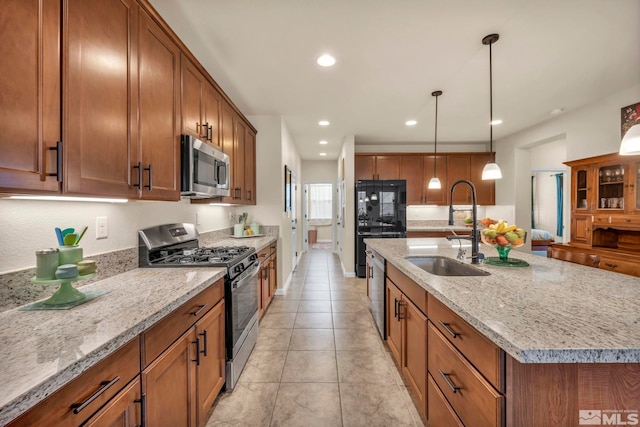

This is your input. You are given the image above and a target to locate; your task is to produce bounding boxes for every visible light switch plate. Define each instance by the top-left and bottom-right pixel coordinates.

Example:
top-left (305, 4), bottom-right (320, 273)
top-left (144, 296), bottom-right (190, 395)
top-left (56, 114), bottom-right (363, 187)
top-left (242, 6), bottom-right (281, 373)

top-left (96, 216), bottom-right (108, 239)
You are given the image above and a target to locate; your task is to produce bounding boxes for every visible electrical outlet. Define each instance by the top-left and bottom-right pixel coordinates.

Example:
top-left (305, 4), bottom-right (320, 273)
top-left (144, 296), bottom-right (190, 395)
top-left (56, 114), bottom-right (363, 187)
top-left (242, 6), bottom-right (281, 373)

top-left (229, 212), bottom-right (235, 223)
top-left (96, 216), bottom-right (108, 239)
top-left (196, 212), bottom-right (201, 226)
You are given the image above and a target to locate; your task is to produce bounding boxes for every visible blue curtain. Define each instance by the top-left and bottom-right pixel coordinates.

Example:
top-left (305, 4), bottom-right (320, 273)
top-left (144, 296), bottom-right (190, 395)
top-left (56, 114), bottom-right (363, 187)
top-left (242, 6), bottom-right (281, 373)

top-left (531, 176), bottom-right (535, 229)
top-left (555, 173), bottom-right (563, 236)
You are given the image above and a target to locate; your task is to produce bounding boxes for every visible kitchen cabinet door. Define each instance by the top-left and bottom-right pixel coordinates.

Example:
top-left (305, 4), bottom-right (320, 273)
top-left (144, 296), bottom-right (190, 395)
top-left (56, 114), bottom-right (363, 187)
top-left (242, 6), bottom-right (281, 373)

top-left (137, 8), bottom-right (180, 201)
top-left (219, 103), bottom-right (236, 204)
top-left (402, 296), bottom-right (427, 412)
top-left (195, 300), bottom-right (225, 427)
top-left (376, 156), bottom-right (400, 180)
top-left (82, 377), bottom-right (141, 427)
top-left (64, 0), bottom-right (138, 198)
top-left (355, 155), bottom-right (376, 180)
top-left (143, 328), bottom-right (197, 427)
top-left (181, 57), bottom-right (206, 140)
top-left (202, 84), bottom-right (222, 147)
top-left (244, 128), bottom-right (256, 204)
top-left (470, 153), bottom-right (495, 206)
top-left (570, 164), bottom-right (593, 213)
top-left (386, 280), bottom-right (403, 365)
top-left (234, 119), bottom-right (247, 202)
top-left (424, 155), bottom-right (448, 205)
top-left (400, 155), bottom-right (425, 205)
top-left (570, 214), bottom-right (592, 246)
top-left (0, 0), bottom-right (61, 193)
top-left (447, 156), bottom-right (472, 204)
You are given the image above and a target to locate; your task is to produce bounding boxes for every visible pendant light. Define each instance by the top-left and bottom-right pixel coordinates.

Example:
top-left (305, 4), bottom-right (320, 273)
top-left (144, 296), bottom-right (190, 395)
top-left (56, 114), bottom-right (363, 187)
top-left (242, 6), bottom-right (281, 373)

top-left (481, 33), bottom-right (502, 180)
top-left (620, 123), bottom-right (640, 155)
top-left (428, 90), bottom-right (443, 189)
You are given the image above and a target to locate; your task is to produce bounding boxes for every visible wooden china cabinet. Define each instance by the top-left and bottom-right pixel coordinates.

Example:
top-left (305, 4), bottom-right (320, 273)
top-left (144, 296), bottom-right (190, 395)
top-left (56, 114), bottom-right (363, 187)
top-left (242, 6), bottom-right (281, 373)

top-left (552, 152), bottom-right (640, 276)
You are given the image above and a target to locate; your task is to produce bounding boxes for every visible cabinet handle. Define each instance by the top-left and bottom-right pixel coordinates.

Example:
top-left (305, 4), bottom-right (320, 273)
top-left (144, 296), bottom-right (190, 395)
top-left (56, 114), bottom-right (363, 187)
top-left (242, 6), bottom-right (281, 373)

top-left (394, 298), bottom-right (398, 319)
top-left (144, 164), bottom-right (152, 191)
top-left (247, 189), bottom-right (252, 201)
top-left (199, 330), bottom-right (208, 357)
top-left (71, 376), bottom-right (120, 414)
top-left (191, 304), bottom-right (208, 316)
top-left (397, 300), bottom-right (404, 321)
top-left (47, 141), bottom-right (63, 182)
top-left (134, 393), bottom-right (146, 427)
top-left (208, 125), bottom-right (213, 142)
top-left (438, 321), bottom-right (460, 339)
top-left (192, 338), bottom-right (201, 365)
top-left (369, 265), bottom-right (374, 278)
top-left (439, 370), bottom-right (461, 393)
top-left (132, 162), bottom-right (142, 188)
top-left (605, 262), bottom-right (617, 269)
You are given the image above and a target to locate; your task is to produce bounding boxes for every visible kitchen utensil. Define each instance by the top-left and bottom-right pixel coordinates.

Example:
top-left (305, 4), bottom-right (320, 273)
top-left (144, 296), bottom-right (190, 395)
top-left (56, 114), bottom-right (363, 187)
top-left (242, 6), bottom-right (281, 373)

top-left (74, 226), bottom-right (88, 246)
top-left (55, 228), bottom-right (64, 246)
top-left (61, 228), bottom-right (75, 239)
top-left (63, 233), bottom-right (78, 246)
top-left (36, 248), bottom-right (59, 280)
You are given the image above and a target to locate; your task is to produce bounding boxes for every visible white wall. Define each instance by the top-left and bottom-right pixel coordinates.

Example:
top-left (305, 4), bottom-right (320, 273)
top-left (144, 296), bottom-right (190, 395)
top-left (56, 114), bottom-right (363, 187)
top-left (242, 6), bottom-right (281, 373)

top-left (496, 83), bottom-right (640, 241)
top-left (0, 198), bottom-right (235, 274)
top-left (338, 135), bottom-right (355, 275)
top-left (355, 143), bottom-right (487, 153)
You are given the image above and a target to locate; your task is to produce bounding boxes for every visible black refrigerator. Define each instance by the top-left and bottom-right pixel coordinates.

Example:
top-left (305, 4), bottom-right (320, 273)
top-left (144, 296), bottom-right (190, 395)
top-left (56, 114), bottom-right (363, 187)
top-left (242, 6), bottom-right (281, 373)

top-left (355, 180), bottom-right (407, 277)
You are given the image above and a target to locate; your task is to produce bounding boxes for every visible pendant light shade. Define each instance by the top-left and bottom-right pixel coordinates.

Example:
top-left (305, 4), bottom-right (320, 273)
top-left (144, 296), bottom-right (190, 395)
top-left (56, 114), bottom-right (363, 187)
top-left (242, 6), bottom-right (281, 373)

top-left (481, 34), bottom-right (502, 181)
top-left (620, 123), bottom-right (640, 155)
top-left (428, 90), bottom-right (443, 190)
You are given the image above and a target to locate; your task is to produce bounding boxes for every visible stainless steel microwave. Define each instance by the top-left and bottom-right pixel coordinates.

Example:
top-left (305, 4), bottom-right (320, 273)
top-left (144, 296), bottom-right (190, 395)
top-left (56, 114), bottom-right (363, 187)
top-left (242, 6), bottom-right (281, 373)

top-left (180, 135), bottom-right (230, 198)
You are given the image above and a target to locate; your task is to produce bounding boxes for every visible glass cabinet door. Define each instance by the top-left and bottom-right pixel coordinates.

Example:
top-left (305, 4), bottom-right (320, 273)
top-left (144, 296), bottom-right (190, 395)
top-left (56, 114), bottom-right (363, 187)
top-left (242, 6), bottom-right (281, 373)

top-left (596, 163), bottom-right (625, 211)
top-left (634, 159), bottom-right (640, 212)
top-left (574, 167), bottom-right (590, 211)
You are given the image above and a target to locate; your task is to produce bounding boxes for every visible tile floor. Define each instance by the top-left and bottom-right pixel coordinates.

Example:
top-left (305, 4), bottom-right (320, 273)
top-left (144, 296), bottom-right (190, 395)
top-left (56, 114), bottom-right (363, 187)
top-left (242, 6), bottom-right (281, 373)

top-left (206, 248), bottom-right (425, 427)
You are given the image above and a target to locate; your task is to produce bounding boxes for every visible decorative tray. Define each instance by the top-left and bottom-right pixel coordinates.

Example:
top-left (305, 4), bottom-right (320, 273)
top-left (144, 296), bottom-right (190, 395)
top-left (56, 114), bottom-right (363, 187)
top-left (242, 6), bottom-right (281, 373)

top-left (230, 234), bottom-right (266, 239)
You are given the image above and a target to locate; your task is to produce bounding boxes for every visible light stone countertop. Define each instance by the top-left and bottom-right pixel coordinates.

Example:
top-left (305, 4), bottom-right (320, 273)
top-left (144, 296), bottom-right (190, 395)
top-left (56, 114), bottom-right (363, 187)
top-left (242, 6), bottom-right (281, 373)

top-left (0, 267), bottom-right (226, 425)
top-left (0, 235), bottom-right (278, 425)
top-left (364, 237), bottom-right (640, 364)
top-left (406, 220), bottom-right (477, 232)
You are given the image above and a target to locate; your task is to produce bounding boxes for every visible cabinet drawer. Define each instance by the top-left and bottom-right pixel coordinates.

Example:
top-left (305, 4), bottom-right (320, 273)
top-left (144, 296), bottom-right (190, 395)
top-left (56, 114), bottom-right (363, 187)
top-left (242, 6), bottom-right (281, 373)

top-left (142, 278), bottom-right (224, 367)
top-left (428, 323), bottom-right (504, 427)
top-left (386, 263), bottom-right (427, 315)
top-left (428, 373), bottom-right (464, 427)
top-left (428, 294), bottom-right (504, 392)
top-left (599, 256), bottom-right (640, 276)
top-left (9, 338), bottom-right (140, 427)
top-left (269, 242), bottom-right (277, 255)
top-left (257, 247), bottom-right (270, 262)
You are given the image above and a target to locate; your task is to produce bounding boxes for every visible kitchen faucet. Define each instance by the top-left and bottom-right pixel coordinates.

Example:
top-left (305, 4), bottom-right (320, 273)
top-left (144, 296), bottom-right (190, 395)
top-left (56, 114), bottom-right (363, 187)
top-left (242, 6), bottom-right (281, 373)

top-left (447, 180), bottom-right (481, 264)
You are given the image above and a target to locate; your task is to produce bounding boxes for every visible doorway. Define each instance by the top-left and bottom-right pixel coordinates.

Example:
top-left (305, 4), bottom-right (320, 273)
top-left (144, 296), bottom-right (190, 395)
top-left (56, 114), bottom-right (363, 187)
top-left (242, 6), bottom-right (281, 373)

top-left (303, 182), bottom-right (334, 251)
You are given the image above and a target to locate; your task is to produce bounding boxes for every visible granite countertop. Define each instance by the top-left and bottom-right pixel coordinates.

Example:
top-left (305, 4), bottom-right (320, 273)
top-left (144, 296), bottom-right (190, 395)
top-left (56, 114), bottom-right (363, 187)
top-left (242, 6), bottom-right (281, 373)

top-left (0, 235), bottom-right (278, 425)
top-left (406, 220), bottom-right (477, 232)
top-left (364, 237), bottom-right (640, 364)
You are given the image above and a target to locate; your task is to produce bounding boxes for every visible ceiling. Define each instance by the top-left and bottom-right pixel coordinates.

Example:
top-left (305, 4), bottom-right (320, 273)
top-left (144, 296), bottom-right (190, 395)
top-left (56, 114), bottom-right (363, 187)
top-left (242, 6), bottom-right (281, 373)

top-left (149, 0), bottom-right (640, 160)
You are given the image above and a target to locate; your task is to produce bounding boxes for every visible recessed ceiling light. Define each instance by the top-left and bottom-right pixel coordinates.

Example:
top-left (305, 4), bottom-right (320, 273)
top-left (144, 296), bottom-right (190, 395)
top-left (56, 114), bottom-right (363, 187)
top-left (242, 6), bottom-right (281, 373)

top-left (405, 120), bottom-right (417, 126)
top-left (316, 54), bottom-right (336, 67)
top-left (490, 119), bottom-right (503, 125)
top-left (319, 140), bottom-right (328, 145)
top-left (550, 108), bottom-right (565, 115)
top-left (318, 120), bottom-right (330, 126)
top-left (319, 152), bottom-right (327, 156)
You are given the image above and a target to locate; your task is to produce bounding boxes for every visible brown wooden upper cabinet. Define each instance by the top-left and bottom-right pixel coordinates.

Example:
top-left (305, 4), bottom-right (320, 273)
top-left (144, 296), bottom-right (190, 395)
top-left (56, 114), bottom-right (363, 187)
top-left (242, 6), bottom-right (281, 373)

top-left (181, 56), bottom-right (221, 148)
top-left (0, 0), bottom-right (61, 194)
top-left (355, 155), bottom-right (400, 180)
top-left (400, 155), bottom-right (447, 205)
top-left (358, 153), bottom-right (494, 206)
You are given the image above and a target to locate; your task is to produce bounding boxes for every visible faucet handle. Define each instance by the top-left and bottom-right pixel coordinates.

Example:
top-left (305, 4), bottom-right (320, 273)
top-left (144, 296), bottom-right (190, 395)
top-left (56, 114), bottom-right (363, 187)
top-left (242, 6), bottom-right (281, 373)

top-left (457, 248), bottom-right (466, 260)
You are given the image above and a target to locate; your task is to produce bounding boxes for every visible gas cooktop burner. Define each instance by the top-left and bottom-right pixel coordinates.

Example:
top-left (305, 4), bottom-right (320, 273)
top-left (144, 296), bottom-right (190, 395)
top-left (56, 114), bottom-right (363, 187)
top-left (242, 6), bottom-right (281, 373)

top-left (148, 245), bottom-right (254, 266)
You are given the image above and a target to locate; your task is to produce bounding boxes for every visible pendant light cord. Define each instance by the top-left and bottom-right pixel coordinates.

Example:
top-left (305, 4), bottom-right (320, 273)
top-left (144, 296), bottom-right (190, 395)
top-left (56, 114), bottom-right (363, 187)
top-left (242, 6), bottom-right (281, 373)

top-left (489, 42), bottom-right (494, 163)
top-left (434, 93), bottom-right (438, 177)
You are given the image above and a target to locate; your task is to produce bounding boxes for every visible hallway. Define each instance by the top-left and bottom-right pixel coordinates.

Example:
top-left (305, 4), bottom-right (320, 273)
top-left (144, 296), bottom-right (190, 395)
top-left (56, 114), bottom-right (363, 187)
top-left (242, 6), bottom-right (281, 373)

top-left (206, 248), bottom-right (424, 426)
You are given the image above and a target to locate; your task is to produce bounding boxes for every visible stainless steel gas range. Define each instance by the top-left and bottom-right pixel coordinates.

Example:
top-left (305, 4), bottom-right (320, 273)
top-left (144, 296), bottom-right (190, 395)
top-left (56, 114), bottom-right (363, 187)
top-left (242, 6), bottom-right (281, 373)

top-left (138, 223), bottom-right (259, 390)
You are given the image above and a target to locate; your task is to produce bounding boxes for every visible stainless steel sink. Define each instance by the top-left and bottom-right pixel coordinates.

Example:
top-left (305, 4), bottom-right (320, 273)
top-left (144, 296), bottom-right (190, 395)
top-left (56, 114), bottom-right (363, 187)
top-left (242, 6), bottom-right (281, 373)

top-left (406, 256), bottom-right (490, 276)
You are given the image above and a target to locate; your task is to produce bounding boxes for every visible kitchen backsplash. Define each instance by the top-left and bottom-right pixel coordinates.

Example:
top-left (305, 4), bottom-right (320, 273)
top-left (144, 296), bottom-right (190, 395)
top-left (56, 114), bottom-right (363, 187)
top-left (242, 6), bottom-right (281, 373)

top-left (0, 225), bottom-right (279, 312)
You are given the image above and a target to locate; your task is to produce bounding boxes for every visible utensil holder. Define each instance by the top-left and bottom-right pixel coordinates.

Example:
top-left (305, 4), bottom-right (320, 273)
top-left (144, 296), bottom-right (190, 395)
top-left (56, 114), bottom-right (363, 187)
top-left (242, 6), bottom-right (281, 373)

top-left (234, 224), bottom-right (244, 237)
top-left (58, 246), bottom-right (83, 265)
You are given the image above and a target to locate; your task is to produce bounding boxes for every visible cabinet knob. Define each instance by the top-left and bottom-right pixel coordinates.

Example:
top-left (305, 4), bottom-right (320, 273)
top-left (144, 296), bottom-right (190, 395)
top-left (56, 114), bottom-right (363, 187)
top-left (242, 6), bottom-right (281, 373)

top-left (605, 262), bottom-right (618, 269)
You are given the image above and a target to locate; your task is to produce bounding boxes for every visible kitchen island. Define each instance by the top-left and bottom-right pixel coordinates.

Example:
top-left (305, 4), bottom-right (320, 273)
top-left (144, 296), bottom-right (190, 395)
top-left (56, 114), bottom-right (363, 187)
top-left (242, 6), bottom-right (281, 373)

top-left (365, 237), bottom-right (640, 427)
top-left (0, 236), bottom-right (277, 426)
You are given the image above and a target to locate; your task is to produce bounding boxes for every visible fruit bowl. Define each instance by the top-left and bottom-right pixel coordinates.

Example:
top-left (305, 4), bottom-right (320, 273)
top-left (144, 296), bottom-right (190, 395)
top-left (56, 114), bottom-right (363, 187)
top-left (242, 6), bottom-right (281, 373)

top-left (480, 220), bottom-right (529, 266)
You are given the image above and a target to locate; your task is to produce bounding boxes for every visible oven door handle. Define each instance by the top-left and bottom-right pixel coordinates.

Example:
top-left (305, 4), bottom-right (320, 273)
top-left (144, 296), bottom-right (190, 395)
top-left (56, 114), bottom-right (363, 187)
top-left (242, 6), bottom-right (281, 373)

top-left (232, 262), bottom-right (261, 290)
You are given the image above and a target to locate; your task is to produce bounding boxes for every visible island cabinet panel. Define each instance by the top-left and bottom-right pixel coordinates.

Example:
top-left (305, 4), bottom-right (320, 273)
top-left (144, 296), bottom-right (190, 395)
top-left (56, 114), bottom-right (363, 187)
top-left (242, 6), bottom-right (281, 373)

top-left (7, 338), bottom-right (140, 427)
top-left (385, 267), bottom-right (427, 418)
top-left (428, 323), bottom-right (504, 427)
top-left (506, 357), bottom-right (640, 427)
top-left (0, 0), bottom-right (61, 194)
top-left (82, 376), bottom-right (141, 427)
top-left (428, 294), bottom-right (505, 392)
